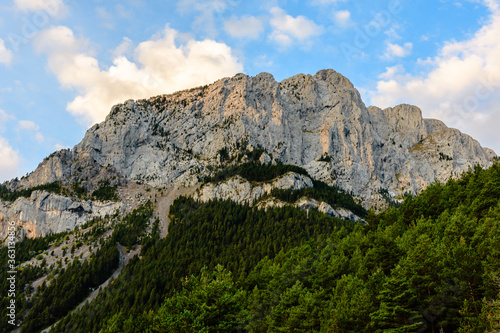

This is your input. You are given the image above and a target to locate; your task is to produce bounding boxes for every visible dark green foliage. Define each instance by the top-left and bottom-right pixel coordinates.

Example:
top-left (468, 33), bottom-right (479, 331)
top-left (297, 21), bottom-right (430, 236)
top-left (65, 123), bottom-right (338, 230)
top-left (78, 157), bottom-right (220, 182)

top-left (113, 200), bottom-right (154, 247)
top-left (439, 152), bottom-right (453, 161)
top-left (318, 153), bottom-right (332, 162)
top-left (12, 162), bottom-right (500, 332)
top-left (267, 179), bottom-right (367, 218)
top-left (219, 147), bottom-right (230, 162)
top-left (0, 259), bottom-right (47, 331)
top-left (204, 161), bottom-right (309, 183)
top-left (20, 239), bottom-right (119, 332)
top-left (379, 187), bottom-right (401, 208)
top-left (50, 198), bottom-right (351, 333)
top-left (383, 163), bottom-right (500, 225)
top-left (236, 147), bottom-right (266, 163)
top-left (152, 265), bottom-right (244, 332)
top-left (91, 181), bottom-right (119, 201)
top-left (0, 181), bottom-right (63, 202)
top-left (71, 181), bottom-right (87, 197)
top-left (1, 232), bottom-right (66, 263)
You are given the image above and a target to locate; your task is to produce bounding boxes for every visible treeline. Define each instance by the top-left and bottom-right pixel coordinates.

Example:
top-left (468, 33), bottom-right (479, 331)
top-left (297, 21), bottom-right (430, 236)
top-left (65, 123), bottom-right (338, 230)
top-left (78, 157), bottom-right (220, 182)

top-left (49, 198), bottom-right (352, 333)
top-left (21, 239), bottom-right (120, 332)
top-left (203, 159), bottom-right (366, 217)
top-left (0, 179), bottom-right (120, 203)
top-left (204, 161), bottom-right (309, 183)
top-left (96, 162), bottom-right (500, 332)
top-left (0, 260), bottom-right (47, 331)
top-left (6, 162), bottom-right (500, 332)
top-left (267, 179), bottom-right (367, 218)
top-left (0, 182), bottom-right (64, 202)
top-left (18, 202), bottom-right (154, 332)
top-left (0, 203), bottom-right (154, 332)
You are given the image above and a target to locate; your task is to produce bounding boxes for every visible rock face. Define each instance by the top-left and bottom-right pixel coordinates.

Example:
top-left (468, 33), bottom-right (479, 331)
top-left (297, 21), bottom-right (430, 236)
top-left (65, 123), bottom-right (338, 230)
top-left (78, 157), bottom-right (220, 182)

top-left (296, 198), bottom-right (364, 223)
top-left (0, 191), bottom-right (122, 240)
top-left (7, 69), bottom-right (497, 208)
top-left (192, 172), bottom-right (313, 204)
top-left (193, 172), bottom-right (364, 222)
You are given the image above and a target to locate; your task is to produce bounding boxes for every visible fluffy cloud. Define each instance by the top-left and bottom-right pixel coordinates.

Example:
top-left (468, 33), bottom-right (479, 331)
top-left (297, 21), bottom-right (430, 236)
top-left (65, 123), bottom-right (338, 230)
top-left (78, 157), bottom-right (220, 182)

top-left (34, 25), bottom-right (243, 125)
top-left (0, 112), bottom-right (21, 181)
top-left (269, 7), bottom-right (323, 47)
top-left (17, 120), bottom-right (44, 143)
top-left (0, 109), bottom-right (15, 127)
top-left (224, 16), bottom-right (264, 39)
top-left (14, 0), bottom-right (68, 18)
top-left (370, 0), bottom-right (500, 153)
top-left (54, 143), bottom-right (69, 151)
top-left (0, 137), bottom-right (21, 182)
top-left (332, 10), bottom-right (353, 28)
top-left (0, 39), bottom-right (14, 65)
top-left (384, 42), bottom-right (413, 59)
top-left (17, 120), bottom-right (39, 131)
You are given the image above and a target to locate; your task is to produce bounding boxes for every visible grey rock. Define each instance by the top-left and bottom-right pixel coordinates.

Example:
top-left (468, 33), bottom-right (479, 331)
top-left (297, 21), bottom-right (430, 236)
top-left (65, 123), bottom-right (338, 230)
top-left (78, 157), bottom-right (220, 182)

top-left (8, 69), bottom-right (496, 210)
top-left (0, 191), bottom-right (122, 241)
top-left (193, 172), bottom-right (313, 204)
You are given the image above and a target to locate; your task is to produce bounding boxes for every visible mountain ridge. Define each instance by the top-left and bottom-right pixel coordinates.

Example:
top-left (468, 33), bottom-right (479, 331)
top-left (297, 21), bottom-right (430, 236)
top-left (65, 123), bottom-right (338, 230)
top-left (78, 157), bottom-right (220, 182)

top-left (4, 69), bottom-right (497, 207)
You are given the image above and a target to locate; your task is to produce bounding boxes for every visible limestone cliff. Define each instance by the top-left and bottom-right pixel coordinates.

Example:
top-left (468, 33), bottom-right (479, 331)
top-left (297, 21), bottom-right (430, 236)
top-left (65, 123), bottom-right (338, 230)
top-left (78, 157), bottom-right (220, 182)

top-left (5, 69), bottom-right (497, 209)
top-left (0, 191), bottom-right (122, 240)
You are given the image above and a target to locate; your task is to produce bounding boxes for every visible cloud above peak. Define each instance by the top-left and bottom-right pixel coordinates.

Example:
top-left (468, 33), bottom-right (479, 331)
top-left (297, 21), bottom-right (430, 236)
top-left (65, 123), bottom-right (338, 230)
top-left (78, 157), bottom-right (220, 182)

top-left (0, 39), bottom-right (14, 65)
top-left (370, 1), bottom-right (500, 152)
top-left (14, 0), bottom-right (68, 18)
top-left (34, 25), bottom-right (243, 126)
top-left (269, 7), bottom-right (323, 47)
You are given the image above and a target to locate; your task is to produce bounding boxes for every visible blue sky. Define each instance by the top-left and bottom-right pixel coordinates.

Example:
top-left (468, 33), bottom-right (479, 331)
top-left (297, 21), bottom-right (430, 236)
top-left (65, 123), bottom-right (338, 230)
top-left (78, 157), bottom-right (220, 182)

top-left (0, 0), bottom-right (499, 182)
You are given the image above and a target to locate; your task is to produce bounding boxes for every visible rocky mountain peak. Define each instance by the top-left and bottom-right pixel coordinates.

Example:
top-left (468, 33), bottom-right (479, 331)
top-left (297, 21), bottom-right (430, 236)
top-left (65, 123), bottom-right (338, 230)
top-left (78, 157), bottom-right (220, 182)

top-left (6, 69), bottom-right (496, 208)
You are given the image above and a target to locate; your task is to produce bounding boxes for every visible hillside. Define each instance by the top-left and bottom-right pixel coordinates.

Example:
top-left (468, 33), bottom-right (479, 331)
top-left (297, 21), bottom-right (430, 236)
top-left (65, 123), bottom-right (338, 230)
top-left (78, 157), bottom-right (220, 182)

top-left (1, 161), bottom-right (499, 332)
top-left (0, 69), bottom-right (499, 332)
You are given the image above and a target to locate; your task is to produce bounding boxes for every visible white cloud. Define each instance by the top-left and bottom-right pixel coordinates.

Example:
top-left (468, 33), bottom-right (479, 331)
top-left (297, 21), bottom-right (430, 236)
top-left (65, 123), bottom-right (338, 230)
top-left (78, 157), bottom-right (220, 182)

top-left (14, 0), bottom-right (68, 18)
top-left (0, 39), bottom-right (14, 65)
top-left (332, 10), bottom-right (353, 28)
top-left (370, 0), bottom-right (500, 153)
top-left (0, 137), bottom-right (21, 182)
top-left (34, 25), bottom-right (243, 126)
top-left (17, 120), bottom-right (39, 131)
top-left (113, 37), bottom-right (133, 58)
top-left (54, 143), bottom-right (69, 151)
top-left (0, 109), bottom-right (15, 125)
top-left (16, 120), bottom-right (44, 143)
top-left (224, 16), bottom-right (264, 39)
top-left (35, 132), bottom-right (45, 143)
top-left (384, 42), bottom-right (413, 59)
top-left (269, 7), bottom-right (323, 47)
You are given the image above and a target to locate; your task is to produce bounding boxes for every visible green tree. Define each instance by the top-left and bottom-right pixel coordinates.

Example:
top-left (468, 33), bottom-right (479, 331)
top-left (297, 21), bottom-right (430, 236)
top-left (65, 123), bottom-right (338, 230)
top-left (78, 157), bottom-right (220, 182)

top-left (150, 265), bottom-right (245, 333)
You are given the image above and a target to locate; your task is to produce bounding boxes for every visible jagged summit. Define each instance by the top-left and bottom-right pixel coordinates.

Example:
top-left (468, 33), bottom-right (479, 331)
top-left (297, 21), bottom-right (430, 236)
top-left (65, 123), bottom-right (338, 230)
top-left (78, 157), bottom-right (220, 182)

top-left (6, 69), bottom-right (497, 208)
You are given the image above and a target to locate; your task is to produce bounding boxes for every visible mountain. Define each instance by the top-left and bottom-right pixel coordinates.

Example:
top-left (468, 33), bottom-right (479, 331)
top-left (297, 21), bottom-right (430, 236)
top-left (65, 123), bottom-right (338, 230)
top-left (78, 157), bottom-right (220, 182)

top-left (0, 69), bottom-right (496, 240)
top-left (1, 69), bottom-right (499, 333)
top-left (8, 69), bottom-right (497, 195)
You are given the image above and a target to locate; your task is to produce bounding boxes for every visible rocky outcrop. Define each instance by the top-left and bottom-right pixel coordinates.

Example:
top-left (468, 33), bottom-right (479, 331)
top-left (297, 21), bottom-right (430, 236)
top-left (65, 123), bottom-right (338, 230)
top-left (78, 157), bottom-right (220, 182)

top-left (192, 172), bottom-right (313, 204)
top-left (8, 69), bottom-right (497, 208)
top-left (255, 196), bottom-right (364, 223)
top-left (295, 197), bottom-right (364, 223)
top-left (193, 172), bottom-right (364, 222)
top-left (0, 191), bottom-right (122, 241)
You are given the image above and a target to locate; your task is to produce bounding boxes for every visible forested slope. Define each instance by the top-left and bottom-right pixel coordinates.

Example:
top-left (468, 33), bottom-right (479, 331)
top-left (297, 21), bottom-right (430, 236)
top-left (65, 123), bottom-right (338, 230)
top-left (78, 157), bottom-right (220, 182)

top-left (97, 162), bottom-right (500, 332)
top-left (2, 162), bottom-right (499, 332)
